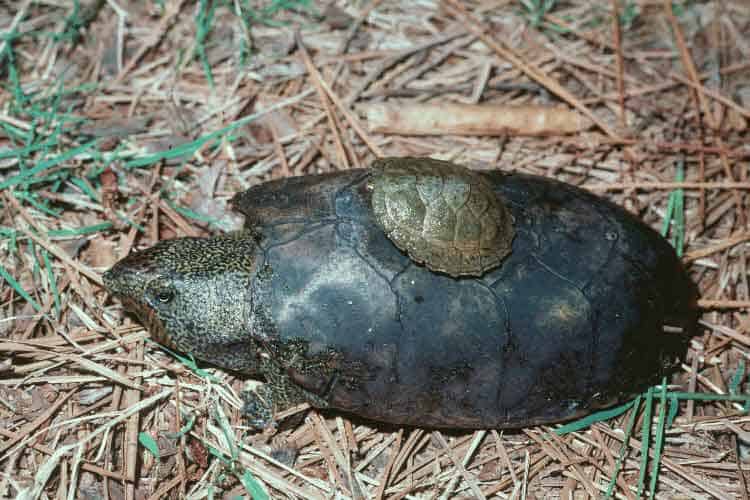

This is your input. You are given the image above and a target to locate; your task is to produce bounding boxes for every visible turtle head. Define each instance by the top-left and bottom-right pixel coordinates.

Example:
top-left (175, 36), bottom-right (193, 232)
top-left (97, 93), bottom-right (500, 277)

top-left (103, 233), bottom-right (264, 373)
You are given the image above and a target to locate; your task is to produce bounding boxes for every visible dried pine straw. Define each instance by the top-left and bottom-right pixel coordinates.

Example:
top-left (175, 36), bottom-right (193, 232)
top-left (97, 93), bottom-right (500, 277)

top-left (1, 1), bottom-right (749, 498)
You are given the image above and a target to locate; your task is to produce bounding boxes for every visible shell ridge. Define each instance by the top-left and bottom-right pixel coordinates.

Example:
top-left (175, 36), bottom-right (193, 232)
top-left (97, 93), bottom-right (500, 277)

top-left (262, 221), bottom-right (337, 252)
top-left (576, 199), bottom-right (622, 293)
top-left (478, 279), bottom-right (512, 412)
top-left (530, 251), bottom-right (596, 397)
top-left (334, 221), bottom-right (404, 327)
top-left (531, 253), bottom-right (588, 298)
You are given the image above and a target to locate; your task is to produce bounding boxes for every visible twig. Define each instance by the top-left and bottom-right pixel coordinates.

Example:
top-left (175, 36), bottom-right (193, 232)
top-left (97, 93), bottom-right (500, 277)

top-left (610, 0), bottom-right (626, 129)
top-left (582, 60), bottom-right (750, 105)
top-left (670, 72), bottom-right (750, 120)
top-left (584, 181), bottom-right (750, 191)
top-left (374, 429), bottom-right (403, 500)
top-left (19, 229), bottom-right (103, 286)
top-left (112, 0), bottom-right (187, 84)
top-left (17, 390), bottom-right (173, 499)
top-left (431, 431), bottom-right (487, 500)
top-left (664, 0), bottom-right (745, 226)
top-left (0, 0), bottom-right (33, 59)
top-left (596, 138), bottom-right (744, 157)
top-left (0, 428), bottom-right (126, 480)
top-left (124, 339), bottom-right (144, 492)
top-left (0, 390), bottom-right (76, 457)
top-left (698, 299), bottom-right (750, 310)
top-left (335, 0), bottom-right (384, 55)
top-left (297, 34), bottom-right (385, 158)
top-left (296, 31), bottom-right (349, 169)
top-left (664, 0), bottom-right (713, 125)
top-left (366, 103), bottom-right (592, 136)
top-left (269, 119), bottom-right (292, 178)
top-left (345, 30), bottom-right (467, 105)
top-left (443, 0), bottom-right (622, 140)
top-left (683, 232), bottom-right (750, 262)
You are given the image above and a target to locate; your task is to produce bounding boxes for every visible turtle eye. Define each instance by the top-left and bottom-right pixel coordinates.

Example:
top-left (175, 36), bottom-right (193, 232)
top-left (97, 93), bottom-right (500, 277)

top-left (145, 278), bottom-right (176, 307)
top-left (156, 290), bottom-right (174, 303)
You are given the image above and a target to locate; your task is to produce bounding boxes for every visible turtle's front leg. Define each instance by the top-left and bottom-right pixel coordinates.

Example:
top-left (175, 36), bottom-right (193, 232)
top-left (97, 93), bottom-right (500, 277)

top-left (240, 362), bottom-right (329, 466)
top-left (241, 369), bottom-right (320, 467)
top-left (240, 361), bottom-right (328, 431)
top-left (240, 381), bottom-right (278, 430)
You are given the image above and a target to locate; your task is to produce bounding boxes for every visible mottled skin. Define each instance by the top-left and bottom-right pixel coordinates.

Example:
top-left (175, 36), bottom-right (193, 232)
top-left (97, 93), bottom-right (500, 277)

top-left (102, 232), bottom-right (327, 427)
top-left (104, 158), bottom-right (695, 430)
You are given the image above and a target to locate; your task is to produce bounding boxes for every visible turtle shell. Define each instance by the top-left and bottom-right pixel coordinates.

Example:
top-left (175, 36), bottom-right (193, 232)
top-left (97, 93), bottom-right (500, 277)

top-left (368, 157), bottom-right (515, 277)
top-left (108, 158), bottom-right (696, 430)
top-left (227, 161), bottom-right (696, 428)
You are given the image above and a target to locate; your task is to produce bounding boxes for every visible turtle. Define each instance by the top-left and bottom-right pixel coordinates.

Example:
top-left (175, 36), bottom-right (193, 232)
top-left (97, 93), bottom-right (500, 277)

top-left (368, 157), bottom-right (514, 276)
top-left (103, 156), bottom-right (696, 430)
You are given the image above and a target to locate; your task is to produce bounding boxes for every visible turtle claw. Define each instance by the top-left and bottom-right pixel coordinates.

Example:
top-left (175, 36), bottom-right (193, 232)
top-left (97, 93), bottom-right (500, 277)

top-left (269, 441), bottom-right (298, 467)
top-left (240, 381), bottom-right (276, 431)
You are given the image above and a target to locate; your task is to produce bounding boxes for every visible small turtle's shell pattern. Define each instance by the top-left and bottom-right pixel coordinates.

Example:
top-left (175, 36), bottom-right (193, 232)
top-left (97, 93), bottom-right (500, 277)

top-left (369, 157), bottom-right (515, 276)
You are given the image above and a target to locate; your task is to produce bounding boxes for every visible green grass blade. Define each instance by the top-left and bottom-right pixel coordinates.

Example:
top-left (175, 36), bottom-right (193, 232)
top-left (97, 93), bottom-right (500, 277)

top-left (660, 188), bottom-right (676, 238)
top-left (672, 163), bottom-right (685, 256)
top-left (0, 264), bottom-right (42, 313)
top-left (195, 0), bottom-right (217, 89)
top-left (123, 95), bottom-right (301, 169)
top-left (13, 192), bottom-right (62, 217)
top-left (28, 240), bottom-right (40, 281)
top-left (170, 203), bottom-right (224, 228)
top-left (648, 381), bottom-right (669, 498)
top-left (637, 386), bottom-right (654, 496)
top-left (730, 359), bottom-right (746, 395)
top-left (70, 177), bottom-right (100, 202)
top-left (147, 339), bottom-right (222, 383)
top-left (0, 139), bottom-right (98, 190)
top-left (0, 137), bottom-right (60, 160)
top-left (6, 228), bottom-right (18, 254)
top-left (552, 388), bottom-right (750, 440)
top-left (138, 432), bottom-right (161, 459)
top-left (666, 394), bottom-right (679, 428)
top-left (42, 249), bottom-right (61, 319)
top-left (0, 122), bottom-right (33, 143)
top-left (604, 395), bottom-right (641, 498)
top-left (554, 399), bottom-right (636, 435)
top-left (164, 413), bottom-right (196, 439)
top-left (660, 160), bottom-right (685, 256)
top-left (4, 45), bottom-right (27, 105)
top-left (47, 222), bottom-right (113, 238)
top-left (212, 403), bottom-right (238, 461)
top-left (239, 470), bottom-right (269, 500)
top-left (207, 445), bottom-right (232, 466)
top-left (124, 136), bottom-right (208, 168)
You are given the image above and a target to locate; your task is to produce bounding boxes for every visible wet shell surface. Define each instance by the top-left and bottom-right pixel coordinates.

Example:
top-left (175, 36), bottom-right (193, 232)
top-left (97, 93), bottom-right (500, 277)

top-left (368, 157), bottom-right (515, 276)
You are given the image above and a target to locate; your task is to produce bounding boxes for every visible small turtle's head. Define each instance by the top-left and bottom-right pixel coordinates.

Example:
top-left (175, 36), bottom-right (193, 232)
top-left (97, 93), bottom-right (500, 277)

top-left (103, 233), bottom-right (263, 372)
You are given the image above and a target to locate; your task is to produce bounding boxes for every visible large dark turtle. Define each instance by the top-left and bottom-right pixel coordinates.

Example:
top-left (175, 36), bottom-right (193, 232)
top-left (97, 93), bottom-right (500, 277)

top-left (103, 157), bottom-right (695, 429)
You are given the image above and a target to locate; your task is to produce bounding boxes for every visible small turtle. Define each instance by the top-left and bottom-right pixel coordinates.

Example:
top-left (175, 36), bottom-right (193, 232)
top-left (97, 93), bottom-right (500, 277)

top-left (104, 157), bottom-right (696, 429)
top-left (369, 157), bottom-right (514, 276)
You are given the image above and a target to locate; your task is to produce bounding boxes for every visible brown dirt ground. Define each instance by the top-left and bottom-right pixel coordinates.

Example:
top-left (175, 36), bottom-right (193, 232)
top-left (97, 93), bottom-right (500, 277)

top-left (1, 1), bottom-right (749, 498)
